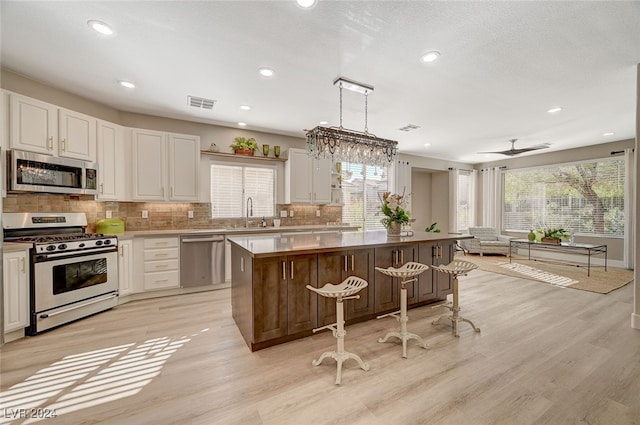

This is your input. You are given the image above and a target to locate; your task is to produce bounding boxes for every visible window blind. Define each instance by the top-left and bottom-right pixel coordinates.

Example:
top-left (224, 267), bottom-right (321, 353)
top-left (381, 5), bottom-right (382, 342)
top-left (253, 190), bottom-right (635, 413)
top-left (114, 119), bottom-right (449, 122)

top-left (341, 163), bottom-right (388, 231)
top-left (210, 164), bottom-right (275, 218)
top-left (503, 158), bottom-right (624, 236)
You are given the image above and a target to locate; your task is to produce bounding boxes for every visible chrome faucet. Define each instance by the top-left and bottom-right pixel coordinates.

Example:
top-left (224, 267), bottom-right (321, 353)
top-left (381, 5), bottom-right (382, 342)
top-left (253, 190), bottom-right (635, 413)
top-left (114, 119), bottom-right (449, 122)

top-left (245, 197), bottom-right (253, 228)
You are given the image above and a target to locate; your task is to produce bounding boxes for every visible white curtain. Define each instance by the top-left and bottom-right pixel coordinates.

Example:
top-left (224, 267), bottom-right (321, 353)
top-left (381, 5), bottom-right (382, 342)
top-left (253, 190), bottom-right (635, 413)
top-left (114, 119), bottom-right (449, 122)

top-left (448, 168), bottom-right (459, 233)
top-left (482, 167), bottom-right (503, 229)
top-left (394, 159), bottom-right (411, 209)
top-left (624, 148), bottom-right (635, 269)
top-left (469, 169), bottom-right (478, 228)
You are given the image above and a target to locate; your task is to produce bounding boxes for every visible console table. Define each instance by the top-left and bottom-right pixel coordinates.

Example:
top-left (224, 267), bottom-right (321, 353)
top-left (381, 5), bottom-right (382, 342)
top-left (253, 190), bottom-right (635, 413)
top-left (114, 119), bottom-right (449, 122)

top-left (509, 239), bottom-right (607, 277)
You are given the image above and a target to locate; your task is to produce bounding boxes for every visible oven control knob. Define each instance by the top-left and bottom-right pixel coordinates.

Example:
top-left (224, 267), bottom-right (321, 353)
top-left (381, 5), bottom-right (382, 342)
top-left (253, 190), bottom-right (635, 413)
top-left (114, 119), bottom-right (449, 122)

top-left (79, 243), bottom-right (85, 248)
top-left (103, 239), bottom-right (111, 245)
top-left (58, 244), bottom-right (67, 250)
top-left (46, 245), bottom-right (56, 251)
top-left (95, 240), bottom-right (103, 246)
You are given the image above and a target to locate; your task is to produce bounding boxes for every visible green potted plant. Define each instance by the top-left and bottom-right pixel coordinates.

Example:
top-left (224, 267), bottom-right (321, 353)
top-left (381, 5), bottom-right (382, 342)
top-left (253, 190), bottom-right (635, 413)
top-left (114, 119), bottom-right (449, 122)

top-left (540, 227), bottom-right (569, 244)
top-left (230, 137), bottom-right (258, 156)
top-left (425, 222), bottom-right (441, 233)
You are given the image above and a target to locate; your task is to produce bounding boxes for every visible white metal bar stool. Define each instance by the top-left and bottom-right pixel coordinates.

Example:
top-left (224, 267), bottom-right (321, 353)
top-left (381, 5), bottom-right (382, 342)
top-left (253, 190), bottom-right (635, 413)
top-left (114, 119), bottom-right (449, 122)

top-left (431, 260), bottom-right (480, 337)
top-left (306, 276), bottom-right (370, 385)
top-left (375, 262), bottom-right (430, 358)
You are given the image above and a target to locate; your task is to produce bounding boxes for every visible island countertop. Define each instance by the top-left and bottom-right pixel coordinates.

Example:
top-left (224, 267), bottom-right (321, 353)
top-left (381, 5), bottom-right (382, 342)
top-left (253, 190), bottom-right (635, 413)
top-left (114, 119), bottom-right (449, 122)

top-left (227, 230), bottom-right (471, 258)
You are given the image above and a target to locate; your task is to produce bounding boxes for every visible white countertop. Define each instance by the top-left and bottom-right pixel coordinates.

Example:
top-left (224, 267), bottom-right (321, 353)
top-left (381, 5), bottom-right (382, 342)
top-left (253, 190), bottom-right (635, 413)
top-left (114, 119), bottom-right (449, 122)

top-left (2, 242), bottom-right (33, 253)
top-left (111, 224), bottom-right (359, 240)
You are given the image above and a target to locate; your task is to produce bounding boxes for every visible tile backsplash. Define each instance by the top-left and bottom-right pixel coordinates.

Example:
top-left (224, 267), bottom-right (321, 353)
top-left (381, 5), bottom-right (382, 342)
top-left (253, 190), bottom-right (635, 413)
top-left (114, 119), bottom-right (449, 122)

top-left (3, 194), bottom-right (343, 232)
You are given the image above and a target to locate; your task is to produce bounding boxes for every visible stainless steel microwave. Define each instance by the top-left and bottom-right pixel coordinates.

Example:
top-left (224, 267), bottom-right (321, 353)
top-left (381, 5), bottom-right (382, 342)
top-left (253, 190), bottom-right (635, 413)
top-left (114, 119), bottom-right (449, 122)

top-left (7, 150), bottom-right (98, 195)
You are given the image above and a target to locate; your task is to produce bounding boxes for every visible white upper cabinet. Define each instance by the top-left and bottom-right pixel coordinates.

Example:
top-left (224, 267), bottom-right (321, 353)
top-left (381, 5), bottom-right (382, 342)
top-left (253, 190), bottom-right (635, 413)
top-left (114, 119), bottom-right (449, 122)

top-left (285, 148), bottom-right (331, 204)
top-left (9, 93), bottom-right (97, 161)
top-left (131, 128), bottom-right (166, 201)
top-left (131, 128), bottom-right (200, 202)
top-left (58, 108), bottom-right (96, 161)
top-left (168, 133), bottom-right (200, 201)
top-left (97, 119), bottom-right (125, 200)
top-left (10, 93), bottom-right (58, 155)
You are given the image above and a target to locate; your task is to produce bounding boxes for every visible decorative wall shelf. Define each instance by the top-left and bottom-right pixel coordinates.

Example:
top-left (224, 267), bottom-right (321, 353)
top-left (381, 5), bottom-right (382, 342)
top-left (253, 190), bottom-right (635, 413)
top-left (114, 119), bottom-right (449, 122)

top-left (200, 151), bottom-right (287, 162)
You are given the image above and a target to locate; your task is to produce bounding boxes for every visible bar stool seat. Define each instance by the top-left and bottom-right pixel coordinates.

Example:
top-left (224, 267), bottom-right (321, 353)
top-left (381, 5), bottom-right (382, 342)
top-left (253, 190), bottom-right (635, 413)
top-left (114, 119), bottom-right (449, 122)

top-left (306, 276), bottom-right (369, 385)
top-left (375, 262), bottom-right (430, 358)
top-left (430, 260), bottom-right (480, 337)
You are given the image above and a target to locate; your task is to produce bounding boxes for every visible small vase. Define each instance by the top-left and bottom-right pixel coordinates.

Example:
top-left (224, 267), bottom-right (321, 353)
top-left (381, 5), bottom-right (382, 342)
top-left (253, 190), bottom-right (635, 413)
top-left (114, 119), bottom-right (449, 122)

top-left (387, 221), bottom-right (402, 237)
top-left (527, 230), bottom-right (536, 242)
top-left (274, 146), bottom-right (281, 158)
top-left (262, 144), bottom-right (270, 156)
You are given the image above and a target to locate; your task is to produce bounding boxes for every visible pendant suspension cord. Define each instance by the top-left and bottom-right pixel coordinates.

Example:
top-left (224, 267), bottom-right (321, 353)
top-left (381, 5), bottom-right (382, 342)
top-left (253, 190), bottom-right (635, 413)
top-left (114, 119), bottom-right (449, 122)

top-left (364, 90), bottom-right (369, 134)
top-left (339, 82), bottom-right (344, 129)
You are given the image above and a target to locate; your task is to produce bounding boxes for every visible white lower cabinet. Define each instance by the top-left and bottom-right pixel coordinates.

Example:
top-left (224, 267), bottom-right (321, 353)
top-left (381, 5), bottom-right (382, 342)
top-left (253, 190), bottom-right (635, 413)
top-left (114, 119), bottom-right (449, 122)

top-left (3, 249), bottom-right (30, 337)
top-left (141, 237), bottom-right (180, 290)
top-left (118, 239), bottom-right (133, 297)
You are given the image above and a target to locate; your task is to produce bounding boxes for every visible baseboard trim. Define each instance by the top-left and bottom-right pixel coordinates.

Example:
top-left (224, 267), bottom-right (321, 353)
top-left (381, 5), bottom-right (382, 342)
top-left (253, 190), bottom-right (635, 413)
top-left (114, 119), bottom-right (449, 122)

top-left (632, 313), bottom-right (640, 330)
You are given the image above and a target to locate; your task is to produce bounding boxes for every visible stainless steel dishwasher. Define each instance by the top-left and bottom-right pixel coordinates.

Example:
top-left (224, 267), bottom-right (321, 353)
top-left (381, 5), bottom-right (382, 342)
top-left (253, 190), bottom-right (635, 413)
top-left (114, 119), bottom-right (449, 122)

top-left (180, 235), bottom-right (225, 287)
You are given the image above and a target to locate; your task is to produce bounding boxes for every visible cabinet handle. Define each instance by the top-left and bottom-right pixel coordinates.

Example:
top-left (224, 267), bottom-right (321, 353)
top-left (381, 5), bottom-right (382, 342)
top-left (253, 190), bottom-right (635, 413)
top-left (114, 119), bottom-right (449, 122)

top-left (351, 254), bottom-right (354, 271)
top-left (394, 250), bottom-right (399, 265)
top-left (162, 187), bottom-right (165, 197)
top-left (119, 246), bottom-right (124, 257)
top-left (309, 192), bottom-right (312, 201)
top-left (241, 257), bottom-right (245, 272)
top-left (290, 261), bottom-right (294, 279)
top-left (439, 246), bottom-right (442, 258)
top-left (344, 255), bottom-right (348, 272)
top-left (171, 187), bottom-right (174, 197)
top-left (155, 253), bottom-right (168, 257)
top-left (282, 261), bottom-right (286, 280)
top-left (100, 183), bottom-right (104, 195)
top-left (48, 136), bottom-right (54, 150)
top-left (400, 250), bottom-right (404, 264)
top-left (61, 138), bottom-right (66, 151)
top-left (155, 264), bottom-right (168, 268)
top-left (155, 279), bottom-right (169, 283)
top-left (21, 257), bottom-right (26, 273)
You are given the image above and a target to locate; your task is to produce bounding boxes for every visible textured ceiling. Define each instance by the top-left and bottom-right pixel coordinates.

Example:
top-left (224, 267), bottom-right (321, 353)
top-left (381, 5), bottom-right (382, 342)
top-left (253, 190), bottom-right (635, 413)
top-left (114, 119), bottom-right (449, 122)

top-left (1, 1), bottom-right (639, 163)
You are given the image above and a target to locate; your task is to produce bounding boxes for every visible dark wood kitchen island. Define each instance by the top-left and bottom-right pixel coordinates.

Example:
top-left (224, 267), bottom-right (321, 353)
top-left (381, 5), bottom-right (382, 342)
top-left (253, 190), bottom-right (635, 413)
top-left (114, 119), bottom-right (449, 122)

top-left (228, 231), bottom-right (472, 351)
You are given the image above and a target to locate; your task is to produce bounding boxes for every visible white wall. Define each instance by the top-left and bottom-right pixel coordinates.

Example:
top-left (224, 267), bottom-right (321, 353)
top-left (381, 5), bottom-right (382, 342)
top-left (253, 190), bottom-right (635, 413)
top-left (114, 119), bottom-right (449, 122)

top-left (633, 63), bottom-right (639, 330)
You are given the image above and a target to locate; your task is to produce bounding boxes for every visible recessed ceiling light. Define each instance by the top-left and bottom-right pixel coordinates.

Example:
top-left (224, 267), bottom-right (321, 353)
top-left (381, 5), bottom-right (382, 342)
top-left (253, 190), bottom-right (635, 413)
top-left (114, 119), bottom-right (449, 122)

top-left (319, 121), bottom-right (328, 125)
top-left (240, 105), bottom-right (251, 111)
top-left (118, 80), bottom-right (135, 89)
top-left (603, 132), bottom-right (615, 137)
top-left (238, 122), bottom-right (247, 127)
top-left (87, 20), bottom-right (114, 36)
top-left (258, 67), bottom-right (274, 77)
top-left (424, 143), bottom-right (431, 148)
top-left (420, 51), bottom-right (440, 63)
top-left (547, 107), bottom-right (563, 113)
top-left (296, 0), bottom-right (317, 8)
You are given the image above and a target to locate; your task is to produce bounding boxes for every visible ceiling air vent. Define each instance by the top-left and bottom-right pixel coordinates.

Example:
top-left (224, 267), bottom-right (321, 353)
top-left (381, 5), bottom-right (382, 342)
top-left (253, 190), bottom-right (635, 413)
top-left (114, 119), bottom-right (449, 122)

top-left (188, 95), bottom-right (216, 110)
top-left (398, 124), bottom-right (421, 132)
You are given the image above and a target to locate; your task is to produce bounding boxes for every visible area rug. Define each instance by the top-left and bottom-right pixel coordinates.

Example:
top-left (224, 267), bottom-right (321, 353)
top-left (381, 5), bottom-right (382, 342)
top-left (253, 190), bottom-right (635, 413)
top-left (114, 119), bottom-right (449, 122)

top-left (457, 253), bottom-right (633, 294)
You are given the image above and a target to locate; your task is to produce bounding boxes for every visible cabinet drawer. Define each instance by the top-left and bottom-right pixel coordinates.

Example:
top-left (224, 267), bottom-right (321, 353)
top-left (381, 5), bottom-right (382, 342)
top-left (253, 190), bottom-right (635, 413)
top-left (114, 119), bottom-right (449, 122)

top-left (143, 248), bottom-right (179, 261)
top-left (143, 237), bottom-right (179, 249)
top-left (143, 270), bottom-right (180, 290)
top-left (144, 259), bottom-right (179, 273)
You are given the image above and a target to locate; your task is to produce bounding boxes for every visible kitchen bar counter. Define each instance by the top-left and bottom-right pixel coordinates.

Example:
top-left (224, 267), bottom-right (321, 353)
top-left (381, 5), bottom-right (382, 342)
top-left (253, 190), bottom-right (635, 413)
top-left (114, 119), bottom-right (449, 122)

top-left (228, 230), bottom-right (464, 258)
top-left (230, 231), bottom-right (472, 351)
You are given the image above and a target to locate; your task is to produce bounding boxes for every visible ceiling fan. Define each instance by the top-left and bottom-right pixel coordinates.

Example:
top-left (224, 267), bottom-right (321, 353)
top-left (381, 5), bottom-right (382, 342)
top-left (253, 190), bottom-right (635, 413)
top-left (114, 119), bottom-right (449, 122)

top-left (479, 139), bottom-right (550, 156)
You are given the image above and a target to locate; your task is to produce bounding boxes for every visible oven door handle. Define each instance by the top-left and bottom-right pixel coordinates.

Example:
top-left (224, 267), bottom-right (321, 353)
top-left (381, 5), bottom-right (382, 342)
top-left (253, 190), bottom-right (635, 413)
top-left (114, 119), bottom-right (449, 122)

top-left (39, 292), bottom-right (118, 319)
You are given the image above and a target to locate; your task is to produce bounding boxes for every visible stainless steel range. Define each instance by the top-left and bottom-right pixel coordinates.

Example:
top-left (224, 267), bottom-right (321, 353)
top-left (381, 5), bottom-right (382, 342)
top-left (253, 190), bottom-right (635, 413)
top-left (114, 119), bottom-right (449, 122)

top-left (3, 212), bottom-right (119, 335)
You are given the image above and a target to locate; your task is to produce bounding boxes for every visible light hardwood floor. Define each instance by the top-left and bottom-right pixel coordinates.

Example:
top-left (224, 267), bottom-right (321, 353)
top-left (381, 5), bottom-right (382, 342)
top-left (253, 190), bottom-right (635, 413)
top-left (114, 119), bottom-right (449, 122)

top-left (1, 270), bottom-right (639, 425)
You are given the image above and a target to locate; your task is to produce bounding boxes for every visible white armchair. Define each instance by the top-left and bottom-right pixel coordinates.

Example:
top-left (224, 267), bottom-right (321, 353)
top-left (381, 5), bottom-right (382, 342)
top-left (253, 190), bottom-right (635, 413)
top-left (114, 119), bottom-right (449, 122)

top-left (460, 227), bottom-right (513, 256)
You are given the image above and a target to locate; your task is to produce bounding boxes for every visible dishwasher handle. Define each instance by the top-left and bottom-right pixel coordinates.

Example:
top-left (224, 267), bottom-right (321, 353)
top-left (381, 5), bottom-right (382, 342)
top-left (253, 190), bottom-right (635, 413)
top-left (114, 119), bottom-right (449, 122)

top-left (181, 236), bottom-right (225, 243)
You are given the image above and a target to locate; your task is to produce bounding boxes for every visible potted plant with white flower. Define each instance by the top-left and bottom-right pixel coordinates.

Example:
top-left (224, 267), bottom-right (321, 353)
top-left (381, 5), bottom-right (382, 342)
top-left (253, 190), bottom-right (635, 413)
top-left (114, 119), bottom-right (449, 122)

top-left (380, 191), bottom-right (410, 237)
